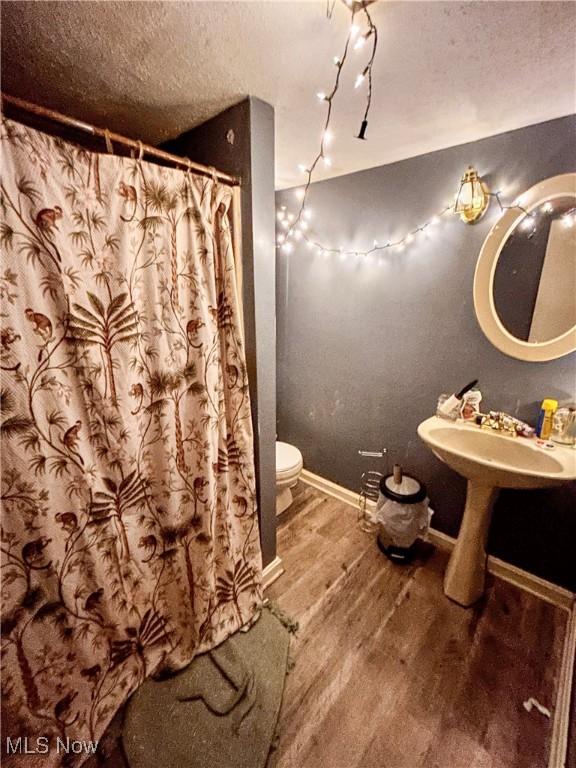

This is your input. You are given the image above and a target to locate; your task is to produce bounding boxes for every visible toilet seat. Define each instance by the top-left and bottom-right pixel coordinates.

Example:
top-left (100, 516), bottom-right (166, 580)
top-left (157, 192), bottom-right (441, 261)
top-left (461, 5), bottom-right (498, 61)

top-left (276, 442), bottom-right (303, 483)
top-left (275, 441), bottom-right (303, 515)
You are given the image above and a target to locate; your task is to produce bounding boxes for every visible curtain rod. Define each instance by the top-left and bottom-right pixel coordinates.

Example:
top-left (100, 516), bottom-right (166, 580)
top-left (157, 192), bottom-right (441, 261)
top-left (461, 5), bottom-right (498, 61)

top-left (1, 92), bottom-right (240, 187)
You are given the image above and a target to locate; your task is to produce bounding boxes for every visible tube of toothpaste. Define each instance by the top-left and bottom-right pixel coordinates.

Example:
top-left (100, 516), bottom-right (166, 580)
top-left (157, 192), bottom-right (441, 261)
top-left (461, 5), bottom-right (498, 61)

top-left (487, 411), bottom-right (535, 438)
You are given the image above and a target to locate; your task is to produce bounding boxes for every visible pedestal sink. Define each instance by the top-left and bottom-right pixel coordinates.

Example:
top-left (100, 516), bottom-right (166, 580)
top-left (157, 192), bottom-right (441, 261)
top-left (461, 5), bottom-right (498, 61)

top-left (418, 416), bottom-right (576, 607)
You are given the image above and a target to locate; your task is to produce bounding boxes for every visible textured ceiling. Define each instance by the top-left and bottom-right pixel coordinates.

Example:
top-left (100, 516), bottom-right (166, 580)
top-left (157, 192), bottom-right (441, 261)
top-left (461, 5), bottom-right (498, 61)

top-left (2, 1), bottom-right (575, 189)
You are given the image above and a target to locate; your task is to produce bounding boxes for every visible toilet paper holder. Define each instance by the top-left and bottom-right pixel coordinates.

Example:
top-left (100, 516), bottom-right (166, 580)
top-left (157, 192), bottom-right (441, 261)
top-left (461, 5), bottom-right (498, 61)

top-left (357, 448), bottom-right (388, 532)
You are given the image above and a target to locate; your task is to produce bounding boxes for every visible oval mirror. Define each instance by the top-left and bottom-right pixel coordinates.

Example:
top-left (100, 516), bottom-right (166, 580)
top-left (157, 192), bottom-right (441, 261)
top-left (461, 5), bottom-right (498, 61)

top-left (474, 173), bottom-right (576, 361)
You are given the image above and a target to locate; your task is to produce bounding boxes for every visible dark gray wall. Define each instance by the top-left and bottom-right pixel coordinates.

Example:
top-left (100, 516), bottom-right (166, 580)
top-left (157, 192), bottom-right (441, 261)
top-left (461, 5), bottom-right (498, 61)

top-left (165, 98), bottom-right (277, 567)
top-left (276, 115), bottom-right (576, 590)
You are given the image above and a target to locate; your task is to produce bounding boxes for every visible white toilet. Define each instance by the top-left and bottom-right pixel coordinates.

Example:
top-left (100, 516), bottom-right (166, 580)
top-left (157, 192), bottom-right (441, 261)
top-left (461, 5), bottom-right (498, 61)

top-left (276, 441), bottom-right (303, 515)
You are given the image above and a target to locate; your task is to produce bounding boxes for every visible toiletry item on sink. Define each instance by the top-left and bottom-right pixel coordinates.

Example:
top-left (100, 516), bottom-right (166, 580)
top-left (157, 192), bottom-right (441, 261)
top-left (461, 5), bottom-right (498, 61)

top-left (437, 379), bottom-right (479, 420)
top-left (460, 389), bottom-right (482, 420)
top-left (535, 439), bottom-right (556, 450)
top-left (536, 398), bottom-right (558, 440)
top-left (475, 411), bottom-right (535, 438)
top-left (551, 405), bottom-right (576, 446)
top-left (502, 412), bottom-right (535, 438)
top-left (437, 393), bottom-right (459, 420)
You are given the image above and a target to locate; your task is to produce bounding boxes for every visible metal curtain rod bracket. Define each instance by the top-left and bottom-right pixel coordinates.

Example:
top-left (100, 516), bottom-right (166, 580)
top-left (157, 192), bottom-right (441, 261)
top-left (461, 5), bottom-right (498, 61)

top-left (1, 92), bottom-right (241, 187)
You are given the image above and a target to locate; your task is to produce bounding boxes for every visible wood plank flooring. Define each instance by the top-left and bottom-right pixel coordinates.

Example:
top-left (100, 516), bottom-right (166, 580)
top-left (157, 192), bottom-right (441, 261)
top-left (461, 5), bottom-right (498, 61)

top-left (266, 483), bottom-right (568, 768)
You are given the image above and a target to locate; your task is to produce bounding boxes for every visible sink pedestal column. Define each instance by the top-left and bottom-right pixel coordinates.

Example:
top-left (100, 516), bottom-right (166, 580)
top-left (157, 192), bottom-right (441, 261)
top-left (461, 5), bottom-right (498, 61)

top-left (443, 481), bottom-right (498, 607)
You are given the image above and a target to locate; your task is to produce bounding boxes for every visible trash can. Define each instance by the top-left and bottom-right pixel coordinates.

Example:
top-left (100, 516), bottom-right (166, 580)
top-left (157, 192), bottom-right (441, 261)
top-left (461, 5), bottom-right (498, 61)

top-left (375, 464), bottom-right (429, 563)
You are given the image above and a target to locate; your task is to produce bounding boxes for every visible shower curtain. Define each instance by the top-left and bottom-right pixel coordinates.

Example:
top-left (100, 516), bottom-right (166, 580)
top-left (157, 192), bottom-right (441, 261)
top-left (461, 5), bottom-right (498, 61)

top-left (0, 117), bottom-right (262, 764)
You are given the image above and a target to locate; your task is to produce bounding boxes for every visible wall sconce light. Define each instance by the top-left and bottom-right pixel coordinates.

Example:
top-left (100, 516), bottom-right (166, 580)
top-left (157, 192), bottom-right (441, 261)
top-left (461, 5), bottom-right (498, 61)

top-left (454, 166), bottom-right (490, 224)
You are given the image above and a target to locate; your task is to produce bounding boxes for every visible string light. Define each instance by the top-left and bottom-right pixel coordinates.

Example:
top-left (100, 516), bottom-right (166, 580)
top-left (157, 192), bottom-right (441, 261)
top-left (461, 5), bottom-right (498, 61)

top-left (521, 215), bottom-right (535, 231)
top-left (490, 190), bottom-right (544, 238)
top-left (276, 187), bottom-right (543, 261)
top-left (355, 9), bottom-right (378, 140)
top-left (284, 4), bottom-right (379, 240)
top-left (276, 202), bottom-right (454, 259)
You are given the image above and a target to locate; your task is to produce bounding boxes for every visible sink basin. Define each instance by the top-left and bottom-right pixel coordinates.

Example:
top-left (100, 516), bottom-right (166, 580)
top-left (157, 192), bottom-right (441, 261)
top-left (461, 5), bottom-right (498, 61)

top-left (418, 416), bottom-right (576, 607)
top-left (418, 416), bottom-right (575, 489)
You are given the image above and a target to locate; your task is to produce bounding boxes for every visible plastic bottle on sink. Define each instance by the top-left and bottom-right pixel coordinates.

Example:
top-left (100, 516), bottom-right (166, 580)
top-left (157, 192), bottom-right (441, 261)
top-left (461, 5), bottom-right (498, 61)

top-left (537, 399), bottom-right (558, 440)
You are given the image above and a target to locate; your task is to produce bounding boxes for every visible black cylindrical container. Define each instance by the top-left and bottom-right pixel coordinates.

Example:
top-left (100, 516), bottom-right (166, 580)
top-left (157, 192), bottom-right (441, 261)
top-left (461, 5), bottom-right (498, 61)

top-left (376, 465), bottom-right (427, 563)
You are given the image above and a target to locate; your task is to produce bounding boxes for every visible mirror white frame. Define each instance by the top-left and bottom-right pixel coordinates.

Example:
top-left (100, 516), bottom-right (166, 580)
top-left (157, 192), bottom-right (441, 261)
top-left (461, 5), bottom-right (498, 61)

top-left (474, 173), bottom-right (576, 362)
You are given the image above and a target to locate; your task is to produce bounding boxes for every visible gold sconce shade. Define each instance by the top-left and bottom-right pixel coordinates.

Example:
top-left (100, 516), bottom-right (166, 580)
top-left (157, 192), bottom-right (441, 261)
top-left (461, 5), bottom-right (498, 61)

top-left (454, 166), bottom-right (490, 224)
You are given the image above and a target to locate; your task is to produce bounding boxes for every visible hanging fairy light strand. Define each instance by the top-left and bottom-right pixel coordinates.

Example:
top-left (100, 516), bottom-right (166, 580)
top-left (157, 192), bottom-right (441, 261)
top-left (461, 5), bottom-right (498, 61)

top-left (277, 190), bottom-right (560, 259)
top-left (355, 6), bottom-right (378, 140)
top-left (286, 4), bottom-right (379, 238)
top-left (287, 11), bottom-right (357, 235)
top-left (491, 190), bottom-right (544, 238)
top-left (278, 200), bottom-right (455, 257)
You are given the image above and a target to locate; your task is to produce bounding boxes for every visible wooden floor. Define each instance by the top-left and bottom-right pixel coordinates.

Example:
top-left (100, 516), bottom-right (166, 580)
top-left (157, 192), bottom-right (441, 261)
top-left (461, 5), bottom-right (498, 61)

top-left (266, 483), bottom-right (568, 768)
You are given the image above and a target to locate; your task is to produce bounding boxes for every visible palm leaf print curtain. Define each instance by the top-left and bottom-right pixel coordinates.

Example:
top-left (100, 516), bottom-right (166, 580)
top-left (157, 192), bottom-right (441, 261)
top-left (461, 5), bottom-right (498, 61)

top-left (0, 117), bottom-right (262, 764)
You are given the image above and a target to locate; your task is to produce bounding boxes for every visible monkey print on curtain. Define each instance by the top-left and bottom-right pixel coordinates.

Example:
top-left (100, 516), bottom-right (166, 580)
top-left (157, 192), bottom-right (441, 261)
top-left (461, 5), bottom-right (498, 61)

top-left (0, 117), bottom-right (261, 766)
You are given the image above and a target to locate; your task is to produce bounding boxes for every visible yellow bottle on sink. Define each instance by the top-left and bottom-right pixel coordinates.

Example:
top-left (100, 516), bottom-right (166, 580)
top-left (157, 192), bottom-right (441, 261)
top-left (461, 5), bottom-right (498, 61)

top-left (537, 399), bottom-right (558, 440)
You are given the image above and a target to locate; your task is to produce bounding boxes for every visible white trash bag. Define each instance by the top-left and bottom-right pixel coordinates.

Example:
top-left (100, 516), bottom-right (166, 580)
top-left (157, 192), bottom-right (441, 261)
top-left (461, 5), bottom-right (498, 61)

top-left (375, 465), bottom-right (432, 561)
top-left (376, 496), bottom-right (432, 549)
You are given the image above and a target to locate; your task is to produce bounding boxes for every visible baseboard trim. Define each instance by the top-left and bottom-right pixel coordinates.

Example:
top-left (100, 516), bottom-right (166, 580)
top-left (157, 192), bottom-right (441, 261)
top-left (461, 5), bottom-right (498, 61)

top-left (549, 603), bottom-right (576, 768)
top-left (262, 556), bottom-right (284, 589)
top-left (301, 469), bottom-right (360, 508)
top-left (486, 555), bottom-right (574, 612)
top-left (300, 469), bottom-right (575, 611)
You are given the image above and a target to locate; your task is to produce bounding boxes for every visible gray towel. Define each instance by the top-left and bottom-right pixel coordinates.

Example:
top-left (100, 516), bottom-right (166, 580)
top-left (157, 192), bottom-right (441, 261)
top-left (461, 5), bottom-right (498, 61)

top-left (123, 609), bottom-right (290, 768)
